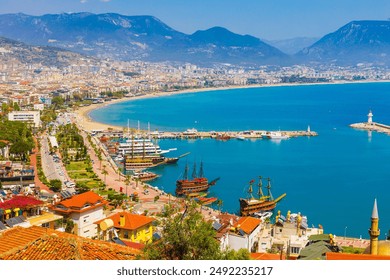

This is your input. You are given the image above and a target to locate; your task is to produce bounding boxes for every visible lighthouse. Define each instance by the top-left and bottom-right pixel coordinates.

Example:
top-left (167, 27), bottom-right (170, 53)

top-left (367, 110), bottom-right (373, 124)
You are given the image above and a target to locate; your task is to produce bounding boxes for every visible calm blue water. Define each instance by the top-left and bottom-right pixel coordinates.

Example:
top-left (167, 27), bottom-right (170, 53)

top-left (90, 82), bottom-right (390, 238)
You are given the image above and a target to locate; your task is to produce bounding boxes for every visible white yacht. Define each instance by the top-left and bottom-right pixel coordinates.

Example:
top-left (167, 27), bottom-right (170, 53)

top-left (183, 128), bottom-right (198, 136)
top-left (118, 137), bottom-right (166, 156)
top-left (266, 131), bottom-right (290, 140)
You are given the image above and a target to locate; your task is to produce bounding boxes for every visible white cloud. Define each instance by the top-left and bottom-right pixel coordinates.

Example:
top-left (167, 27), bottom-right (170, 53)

top-left (100, 0), bottom-right (112, 2)
top-left (80, 0), bottom-right (88, 3)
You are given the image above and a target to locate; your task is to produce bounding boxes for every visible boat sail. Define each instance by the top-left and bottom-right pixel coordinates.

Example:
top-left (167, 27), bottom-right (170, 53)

top-left (239, 176), bottom-right (286, 216)
top-left (175, 161), bottom-right (219, 196)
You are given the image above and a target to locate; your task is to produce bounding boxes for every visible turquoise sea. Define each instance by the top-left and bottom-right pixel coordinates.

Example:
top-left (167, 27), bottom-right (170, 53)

top-left (90, 82), bottom-right (390, 238)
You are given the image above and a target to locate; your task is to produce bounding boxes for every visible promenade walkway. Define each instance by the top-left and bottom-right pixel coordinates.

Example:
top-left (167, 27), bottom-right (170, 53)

top-left (30, 136), bottom-right (51, 193)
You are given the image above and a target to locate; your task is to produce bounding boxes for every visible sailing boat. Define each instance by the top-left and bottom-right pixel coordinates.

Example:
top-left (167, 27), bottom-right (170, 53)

top-left (175, 161), bottom-right (219, 196)
top-left (122, 132), bottom-right (181, 170)
top-left (239, 176), bottom-right (286, 216)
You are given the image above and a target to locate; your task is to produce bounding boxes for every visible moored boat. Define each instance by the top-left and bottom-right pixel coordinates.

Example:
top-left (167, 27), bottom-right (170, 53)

top-left (239, 176), bottom-right (286, 216)
top-left (264, 131), bottom-right (290, 140)
top-left (124, 155), bottom-right (179, 170)
top-left (216, 133), bottom-right (231, 140)
top-left (196, 196), bottom-right (218, 205)
top-left (132, 171), bottom-right (158, 182)
top-left (176, 161), bottom-right (219, 196)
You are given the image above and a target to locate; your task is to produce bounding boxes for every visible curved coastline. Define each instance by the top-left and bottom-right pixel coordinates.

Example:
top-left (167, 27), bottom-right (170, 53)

top-left (74, 80), bottom-right (390, 132)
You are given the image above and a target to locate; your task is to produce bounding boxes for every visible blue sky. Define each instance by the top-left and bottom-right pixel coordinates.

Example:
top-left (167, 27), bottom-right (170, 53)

top-left (0, 0), bottom-right (389, 40)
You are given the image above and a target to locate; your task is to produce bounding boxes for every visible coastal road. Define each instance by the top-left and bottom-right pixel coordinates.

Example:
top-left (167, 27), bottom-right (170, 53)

top-left (40, 134), bottom-right (69, 184)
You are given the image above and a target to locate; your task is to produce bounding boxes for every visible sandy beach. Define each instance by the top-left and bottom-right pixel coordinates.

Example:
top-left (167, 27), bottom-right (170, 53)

top-left (73, 80), bottom-right (390, 132)
top-left (74, 86), bottom-right (265, 132)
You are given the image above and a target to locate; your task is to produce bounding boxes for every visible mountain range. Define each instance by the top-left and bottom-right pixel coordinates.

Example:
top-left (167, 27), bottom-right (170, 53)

top-left (0, 13), bottom-right (389, 67)
top-left (297, 20), bottom-right (390, 66)
top-left (0, 36), bottom-right (92, 68)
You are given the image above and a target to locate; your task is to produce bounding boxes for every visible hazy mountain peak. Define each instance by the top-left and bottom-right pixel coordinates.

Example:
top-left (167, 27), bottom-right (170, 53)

top-left (0, 12), bottom-right (287, 66)
top-left (297, 20), bottom-right (390, 66)
top-left (191, 26), bottom-right (264, 47)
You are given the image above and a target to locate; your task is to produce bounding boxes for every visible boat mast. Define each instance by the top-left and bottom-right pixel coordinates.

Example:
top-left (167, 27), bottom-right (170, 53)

top-left (183, 163), bottom-right (189, 180)
top-left (127, 119), bottom-right (130, 139)
top-left (131, 132), bottom-right (134, 158)
top-left (248, 180), bottom-right (254, 199)
top-left (266, 178), bottom-right (274, 201)
top-left (257, 176), bottom-right (264, 199)
top-left (192, 162), bottom-right (197, 179)
top-left (199, 161), bottom-right (204, 178)
top-left (142, 133), bottom-right (146, 159)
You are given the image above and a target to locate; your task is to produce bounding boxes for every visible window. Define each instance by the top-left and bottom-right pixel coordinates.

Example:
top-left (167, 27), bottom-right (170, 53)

top-left (290, 247), bottom-right (300, 254)
top-left (82, 203), bottom-right (91, 209)
top-left (124, 231), bottom-right (129, 239)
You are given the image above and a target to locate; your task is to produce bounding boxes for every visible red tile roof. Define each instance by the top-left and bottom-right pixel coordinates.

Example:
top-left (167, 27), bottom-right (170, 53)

top-left (59, 191), bottom-right (105, 208)
top-left (0, 195), bottom-right (44, 210)
top-left (251, 252), bottom-right (286, 260)
top-left (233, 216), bottom-right (261, 235)
top-left (326, 252), bottom-right (390, 260)
top-left (123, 240), bottom-right (146, 250)
top-left (95, 211), bottom-right (154, 230)
top-left (51, 191), bottom-right (107, 214)
top-left (0, 226), bottom-right (141, 260)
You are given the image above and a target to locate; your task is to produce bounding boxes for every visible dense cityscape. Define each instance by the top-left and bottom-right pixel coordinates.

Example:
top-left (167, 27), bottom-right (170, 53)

top-left (1, 4), bottom-right (390, 268)
top-left (1, 53), bottom-right (390, 104)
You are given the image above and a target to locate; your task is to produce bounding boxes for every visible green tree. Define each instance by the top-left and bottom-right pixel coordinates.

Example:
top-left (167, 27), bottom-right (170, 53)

top-left (107, 192), bottom-right (126, 208)
top-left (49, 179), bottom-right (62, 192)
top-left (220, 248), bottom-right (251, 260)
top-left (51, 96), bottom-right (65, 110)
top-left (124, 175), bottom-right (131, 196)
top-left (1, 103), bottom-right (10, 115)
top-left (102, 166), bottom-right (108, 184)
top-left (76, 182), bottom-right (89, 194)
top-left (144, 201), bottom-right (222, 260)
top-left (10, 138), bottom-right (34, 161)
top-left (64, 218), bottom-right (74, 233)
top-left (12, 102), bottom-right (20, 111)
top-left (96, 149), bottom-right (103, 169)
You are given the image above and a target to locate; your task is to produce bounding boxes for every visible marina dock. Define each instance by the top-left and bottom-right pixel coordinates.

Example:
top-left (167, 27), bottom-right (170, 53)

top-left (350, 110), bottom-right (390, 135)
top-left (350, 122), bottom-right (390, 135)
top-left (94, 128), bottom-right (318, 139)
top-left (153, 129), bottom-right (318, 139)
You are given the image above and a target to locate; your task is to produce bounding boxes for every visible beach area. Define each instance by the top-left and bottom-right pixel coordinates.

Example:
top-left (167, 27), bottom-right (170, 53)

top-left (73, 80), bottom-right (389, 132)
top-left (74, 85), bottom-right (268, 132)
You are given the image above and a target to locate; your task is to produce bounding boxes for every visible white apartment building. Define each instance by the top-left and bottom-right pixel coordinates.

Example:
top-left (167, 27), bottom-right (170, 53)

top-left (8, 111), bottom-right (41, 127)
top-left (228, 216), bottom-right (262, 252)
top-left (50, 191), bottom-right (108, 238)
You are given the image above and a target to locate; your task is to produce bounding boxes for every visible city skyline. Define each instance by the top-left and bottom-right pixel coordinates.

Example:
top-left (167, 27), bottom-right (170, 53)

top-left (0, 0), bottom-right (389, 40)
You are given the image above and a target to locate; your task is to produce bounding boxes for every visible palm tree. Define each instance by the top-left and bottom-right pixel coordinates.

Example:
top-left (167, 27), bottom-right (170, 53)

top-left (102, 165), bottom-right (108, 185)
top-left (96, 150), bottom-right (103, 169)
top-left (124, 175), bottom-right (131, 196)
top-left (135, 177), bottom-right (140, 189)
top-left (117, 168), bottom-right (122, 181)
